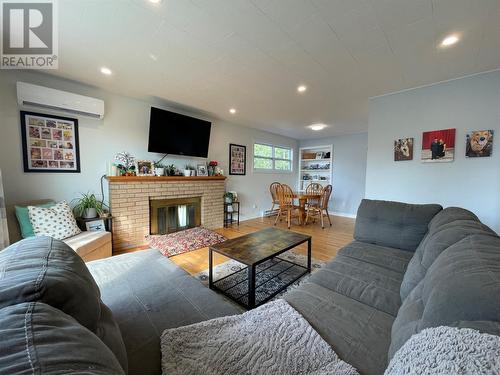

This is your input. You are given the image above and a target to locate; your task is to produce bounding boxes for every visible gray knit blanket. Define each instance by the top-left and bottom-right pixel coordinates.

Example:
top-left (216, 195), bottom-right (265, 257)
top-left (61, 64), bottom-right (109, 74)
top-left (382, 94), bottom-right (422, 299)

top-left (161, 299), bottom-right (359, 375)
top-left (385, 326), bottom-right (500, 374)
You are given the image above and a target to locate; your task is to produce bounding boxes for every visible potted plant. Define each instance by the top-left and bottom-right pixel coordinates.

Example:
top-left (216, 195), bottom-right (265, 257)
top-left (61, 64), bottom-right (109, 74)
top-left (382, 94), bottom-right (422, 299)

top-left (155, 162), bottom-right (165, 176)
top-left (115, 152), bottom-right (136, 176)
top-left (72, 192), bottom-right (107, 219)
top-left (183, 164), bottom-right (192, 177)
top-left (223, 192), bottom-right (233, 204)
top-left (166, 164), bottom-right (177, 176)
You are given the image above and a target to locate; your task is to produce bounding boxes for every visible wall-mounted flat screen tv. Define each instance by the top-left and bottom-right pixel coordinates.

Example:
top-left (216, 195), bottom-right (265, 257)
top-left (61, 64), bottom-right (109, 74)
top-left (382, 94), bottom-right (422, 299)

top-left (148, 107), bottom-right (212, 158)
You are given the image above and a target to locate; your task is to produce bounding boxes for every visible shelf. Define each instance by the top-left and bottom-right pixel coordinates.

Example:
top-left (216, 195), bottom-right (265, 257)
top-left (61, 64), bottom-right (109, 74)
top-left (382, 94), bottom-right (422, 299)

top-left (301, 158), bottom-right (331, 161)
top-left (301, 169), bottom-right (330, 172)
top-left (106, 176), bottom-right (226, 182)
top-left (302, 179), bottom-right (330, 182)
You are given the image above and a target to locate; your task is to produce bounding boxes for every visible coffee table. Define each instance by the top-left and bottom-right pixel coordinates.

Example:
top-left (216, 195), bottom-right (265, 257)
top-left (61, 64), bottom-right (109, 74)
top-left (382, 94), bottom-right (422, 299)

top-left (209, 227), bottom-right (312, 309)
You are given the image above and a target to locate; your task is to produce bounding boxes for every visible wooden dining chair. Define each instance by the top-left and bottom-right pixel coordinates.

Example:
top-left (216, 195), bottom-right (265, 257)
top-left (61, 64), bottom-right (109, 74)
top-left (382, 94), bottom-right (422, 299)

top-left (274, 184), bottom-right (301, 229)
top-left (305, 182), bottom-right (323, 207)
top-left (269, 182), bottom-right (281, 215)
top-left (305, 184), bottom-right (332, 229)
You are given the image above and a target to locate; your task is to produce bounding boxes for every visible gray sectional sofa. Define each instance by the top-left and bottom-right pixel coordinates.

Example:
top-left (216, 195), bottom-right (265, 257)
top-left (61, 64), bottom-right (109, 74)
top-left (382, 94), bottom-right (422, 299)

top-left (0, 199), bottom-right (499, 375)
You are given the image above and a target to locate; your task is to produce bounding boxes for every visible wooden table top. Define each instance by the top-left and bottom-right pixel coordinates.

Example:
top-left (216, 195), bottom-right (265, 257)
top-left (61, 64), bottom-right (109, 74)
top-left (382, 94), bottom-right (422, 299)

top-left (210, 227), bottom-right (311, 266)
top-left (293, 192), bottom-right (322, 199)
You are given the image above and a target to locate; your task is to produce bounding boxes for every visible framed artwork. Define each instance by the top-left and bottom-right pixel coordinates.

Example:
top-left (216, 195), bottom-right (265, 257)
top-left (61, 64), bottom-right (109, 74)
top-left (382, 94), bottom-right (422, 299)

top-left (421, 128), bottom-right (456, 163)
top-left (229, 143), bottom-right (246, 175)
top-left (394, 138), bottom-right (414, 161)
top-left (135, 160), bottom-right (154, 176)
top-left (197, 164), bottom-right (208, 176)
top-left (85, 219), bottom-right (106, 232)
top-left (466, 130), bottom-right (494, 157)
top-left (20, 111), bottom-right (80, 173)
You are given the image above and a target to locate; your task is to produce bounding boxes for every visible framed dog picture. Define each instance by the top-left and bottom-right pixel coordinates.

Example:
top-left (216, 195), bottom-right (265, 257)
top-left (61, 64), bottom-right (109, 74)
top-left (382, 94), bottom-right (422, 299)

top-left (394, 138), bottom-right (413, 161)
top-left (466, 130), bottom-right (494, 157)
top-left (135, 160), bottom-right (154, 176)
top-left (229, 143), bottom-right (246, 175)
top-left (197, 164), bottom-right (208, 176)
top-left (20, 111), bottom-right (81, 173)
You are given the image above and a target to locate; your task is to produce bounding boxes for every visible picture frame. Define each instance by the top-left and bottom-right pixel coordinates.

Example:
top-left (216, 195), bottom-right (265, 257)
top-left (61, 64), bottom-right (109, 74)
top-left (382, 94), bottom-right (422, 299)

top-left (229, 143), bottom-right (246, 175)
top-left (421, 128), bottom-right (456, 163)
top-left (20, 111), bottom-right (81, 173)
top-left (394, 138), bottom-right (414, 161)
top-left (465, 130), bottom-right (494, 157)
top-left (135, 160), bottom-right (155, 176)
top-left (85, 219), bottom-right (106, 232)
top-left (197, 164), bottom-right (208, 176)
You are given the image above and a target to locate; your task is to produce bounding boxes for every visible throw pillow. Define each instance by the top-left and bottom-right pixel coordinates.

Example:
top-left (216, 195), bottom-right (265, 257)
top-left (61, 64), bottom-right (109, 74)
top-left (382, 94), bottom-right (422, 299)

top-left (15, 202), bottom-right (55, 238)
top-left (28, 201), bottom-right (81, 240)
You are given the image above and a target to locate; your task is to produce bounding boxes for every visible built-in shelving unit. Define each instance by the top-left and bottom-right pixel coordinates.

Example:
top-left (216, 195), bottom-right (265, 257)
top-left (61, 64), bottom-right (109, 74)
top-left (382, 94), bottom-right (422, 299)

top-left (298, 145), bottom-right (333, 191)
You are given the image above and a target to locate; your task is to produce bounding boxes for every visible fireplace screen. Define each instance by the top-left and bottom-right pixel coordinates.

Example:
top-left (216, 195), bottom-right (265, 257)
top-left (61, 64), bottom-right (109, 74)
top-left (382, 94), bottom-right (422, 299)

top-left (150, 197), bottom-right (201, 234)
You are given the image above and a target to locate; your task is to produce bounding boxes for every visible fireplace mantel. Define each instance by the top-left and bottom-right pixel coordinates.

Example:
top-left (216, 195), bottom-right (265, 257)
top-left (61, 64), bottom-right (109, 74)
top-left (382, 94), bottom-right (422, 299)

top-left (106, 176), bottom-right (226, 182)
top-left (107, 175), bottom-right (225, 252)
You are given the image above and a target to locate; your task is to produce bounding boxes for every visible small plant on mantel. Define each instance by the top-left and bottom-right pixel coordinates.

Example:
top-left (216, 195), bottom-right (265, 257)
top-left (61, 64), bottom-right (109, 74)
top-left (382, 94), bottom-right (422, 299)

top-left (72, 192), bottom-right (107, 219)
top-left (165, 164), bottom-right (177, 176)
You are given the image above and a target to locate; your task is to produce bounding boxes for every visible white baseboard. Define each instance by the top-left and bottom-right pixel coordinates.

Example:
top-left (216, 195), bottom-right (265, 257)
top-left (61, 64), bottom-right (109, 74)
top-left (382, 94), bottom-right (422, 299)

top-left (332, 211), bottom-right (357, 219)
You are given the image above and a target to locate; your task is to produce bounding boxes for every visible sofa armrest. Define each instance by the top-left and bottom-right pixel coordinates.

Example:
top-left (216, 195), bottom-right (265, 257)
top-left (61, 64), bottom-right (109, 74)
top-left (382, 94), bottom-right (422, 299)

top-left (354, 199), bottom-right (442, 252)
top-left (63, 231), bottom-right (112, 261)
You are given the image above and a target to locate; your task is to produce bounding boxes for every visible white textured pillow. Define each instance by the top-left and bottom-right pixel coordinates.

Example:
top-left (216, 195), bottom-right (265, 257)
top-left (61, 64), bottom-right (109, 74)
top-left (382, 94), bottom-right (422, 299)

top-left (28, 201), bottom-right (81, 240)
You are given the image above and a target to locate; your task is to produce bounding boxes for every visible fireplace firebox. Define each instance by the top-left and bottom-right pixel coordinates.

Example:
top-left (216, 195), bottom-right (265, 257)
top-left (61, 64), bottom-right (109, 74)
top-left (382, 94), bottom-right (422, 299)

top-left (150, 197), bottom-right (201, 235)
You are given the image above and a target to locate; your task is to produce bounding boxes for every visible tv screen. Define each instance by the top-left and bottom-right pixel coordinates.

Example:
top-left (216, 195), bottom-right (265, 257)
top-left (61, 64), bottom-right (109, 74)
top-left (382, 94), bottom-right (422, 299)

top-left (148, 107), bottom-right (212, 158)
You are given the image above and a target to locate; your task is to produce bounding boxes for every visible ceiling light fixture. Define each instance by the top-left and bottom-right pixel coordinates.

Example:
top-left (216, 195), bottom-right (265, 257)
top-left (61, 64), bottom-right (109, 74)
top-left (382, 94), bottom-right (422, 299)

top-left (148, 0), bottom-right (162, 4)
top-left (149, 53), bottom-right (158, 61)
top-left (100, 67), bottom-right (112, 76)
top-left (297, 85), bottom-right (307, 93)
top-left (229, 108), bottom-right (237, 114)
top-left (308, 123), bottom-right (327, 131)
top-left (440, 34), bottom-right (460, 47)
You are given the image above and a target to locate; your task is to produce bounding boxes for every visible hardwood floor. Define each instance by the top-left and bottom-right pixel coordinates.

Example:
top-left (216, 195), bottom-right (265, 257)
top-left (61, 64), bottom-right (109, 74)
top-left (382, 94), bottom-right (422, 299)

top-left (120, 215), bottom-right (355, 275)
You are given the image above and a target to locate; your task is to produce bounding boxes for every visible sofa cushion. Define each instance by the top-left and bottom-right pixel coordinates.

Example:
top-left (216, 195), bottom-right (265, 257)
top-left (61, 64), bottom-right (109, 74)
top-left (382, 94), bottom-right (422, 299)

top-left (390, 233), bottom-right (500, 359)
top-left (354, 199), bottom-right (442, 252)
top-left (0, 237), bottom-right (127, 372)
top-left (310, 255), bottom-right (404, 316)
top-left (28, 200), bottom-right (81, 240)
top-left (285, 282), bottom-right (394, 375)
top-left (0, 302), bottom-right (125, 374)
top-left (337, 241), bottom-right (414, 273)
top-left (87, 249), bottom-right (242, 375)
top-left (15, 202), bottom-right (54, 238)
top-left (427, 206), bottom-right (479, 232)
top-left (400, 214), bottom-right (496, 300)
top-left (64, 230), bottom-right (111, 258)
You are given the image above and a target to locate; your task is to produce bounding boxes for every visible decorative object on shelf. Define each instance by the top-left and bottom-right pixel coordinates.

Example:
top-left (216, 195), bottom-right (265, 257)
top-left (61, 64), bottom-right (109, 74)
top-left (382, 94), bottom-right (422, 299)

top-left (20, 111), bottom-right (81, 173)
top-left (85, 219), bottom-right (106, 232)
top-left (184, 164), bottom-right (196, 176)
top-left (154, 162), bottom-right (165, 176)
top-left (315, 152), bottom-right (325, 159)
top-left (135, 160), bottom-right (155, 176)
top-left (229, 143), bottom-right (246, 175)
top-left (466, 130), bottom-right (494, 157)
top-left (228, 191), bottom-right (238, 201)
top-left (421, 128), bottom-right (456, 163)
top-left (197, 164), bottom-right (208, 176)
top-left (115, 152), bottom-right (136, 175)
top-left (0, 169), bottom-right (8, 249)
top-left (223, 192), bottom-right (234, 204)
top-left (165, 164), bottom-right (177, 176)
top-left (106, 162), bottom-right (118, 176)
top-left (71, 192), bottom-right (106, 219)
top-left (394, 138), bottom-right (414, 161)
top-left (208, 160), bottom-right (218, 176)
top-left (299, 145), bottom-right (333, 191)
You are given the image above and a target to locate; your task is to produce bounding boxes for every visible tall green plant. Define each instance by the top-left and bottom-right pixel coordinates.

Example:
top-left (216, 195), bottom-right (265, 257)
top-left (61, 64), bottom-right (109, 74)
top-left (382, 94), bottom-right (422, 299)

top-left (72, 192), bottom-right (107, 217)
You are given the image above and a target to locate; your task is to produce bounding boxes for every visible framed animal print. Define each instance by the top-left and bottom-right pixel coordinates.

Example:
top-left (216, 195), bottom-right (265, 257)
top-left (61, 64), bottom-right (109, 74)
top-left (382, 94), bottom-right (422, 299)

top-left (466, 130), bottom-right (494, 157)
top-left (20, 111), bottom-right (81, 173)
top-left (394, 138), bottom-right (413, 161)
top-left (421, 128), bottom-right (456, 163)
top-left (229, 143), bottom-right (246, 175)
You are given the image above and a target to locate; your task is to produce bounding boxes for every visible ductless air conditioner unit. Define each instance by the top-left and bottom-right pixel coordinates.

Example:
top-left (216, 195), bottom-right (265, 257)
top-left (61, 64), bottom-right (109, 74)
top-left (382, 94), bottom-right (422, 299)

top-left (17, 82), bottom-right (105, 119)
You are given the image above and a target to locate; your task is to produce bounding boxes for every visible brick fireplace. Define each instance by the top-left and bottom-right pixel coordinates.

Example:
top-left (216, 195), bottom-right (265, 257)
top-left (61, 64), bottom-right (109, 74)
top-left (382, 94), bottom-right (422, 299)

top-left (106, 176), bottom-right (226, 252)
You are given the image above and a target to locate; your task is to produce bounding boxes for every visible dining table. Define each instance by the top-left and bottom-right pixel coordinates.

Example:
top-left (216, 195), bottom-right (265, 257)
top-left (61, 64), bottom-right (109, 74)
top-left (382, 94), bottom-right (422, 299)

top-left (293, 191), bottom-right (322, 223)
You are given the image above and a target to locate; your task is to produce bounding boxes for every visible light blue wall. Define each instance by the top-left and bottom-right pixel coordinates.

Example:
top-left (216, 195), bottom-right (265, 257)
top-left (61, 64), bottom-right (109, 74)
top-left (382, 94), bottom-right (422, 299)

top-left (300, 133), bottom-right (368, 216)
top-left (366, 70), bottom-right (500, 233)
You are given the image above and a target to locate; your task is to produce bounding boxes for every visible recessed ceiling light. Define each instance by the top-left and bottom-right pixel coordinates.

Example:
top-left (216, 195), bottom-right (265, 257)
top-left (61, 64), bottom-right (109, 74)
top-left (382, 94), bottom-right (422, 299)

top-left (100, 67), bottom-right (112, 76)
top-left (440, 34), bottom-right (460, 47)
top-left (297, 85), bottom-right (307, 93)
top-left (149, 53), bottom-right (158, 61)
top-left (148, 0), bottom-right (162, 4)
top-left (229, 108), bottom-right (237, 114)
top-left (308, 123), bottom-right (328, 131)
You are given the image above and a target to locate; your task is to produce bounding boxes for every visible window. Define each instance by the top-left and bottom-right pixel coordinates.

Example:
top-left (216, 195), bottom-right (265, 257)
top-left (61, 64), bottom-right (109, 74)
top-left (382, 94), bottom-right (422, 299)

top-left (253, 143), bottom-right (293, 172)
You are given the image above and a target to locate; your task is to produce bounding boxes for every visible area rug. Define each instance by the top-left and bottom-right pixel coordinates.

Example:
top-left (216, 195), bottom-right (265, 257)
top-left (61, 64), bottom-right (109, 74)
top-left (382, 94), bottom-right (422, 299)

top-left (146, 227), bottom-right (227, 257)
top-left (161, 299), bottom-right (359, 375)
top-left (195, 251), bottom-right (326, 301)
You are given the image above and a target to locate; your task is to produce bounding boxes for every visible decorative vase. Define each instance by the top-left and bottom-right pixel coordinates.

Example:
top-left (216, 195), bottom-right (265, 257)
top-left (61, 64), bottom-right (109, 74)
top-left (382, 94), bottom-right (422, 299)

top-left (190, 170), bottom-right (196, 176)
top-left (83, 208), bottom-right (98, 219)
top-left (183, 170), bottom-right (191, 177)
top-left (208, 166), bottom-right (215, 176)
top-left (155, 168), bottom-right (165, 176)
top-left (224, 196), bottom-right (233, 204)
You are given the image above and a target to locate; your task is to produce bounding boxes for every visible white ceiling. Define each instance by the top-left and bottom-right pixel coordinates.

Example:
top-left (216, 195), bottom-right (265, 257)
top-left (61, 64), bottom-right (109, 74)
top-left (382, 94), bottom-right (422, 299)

top-left (53, 0), bottom-right (500, 139)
